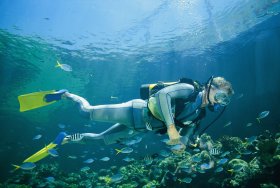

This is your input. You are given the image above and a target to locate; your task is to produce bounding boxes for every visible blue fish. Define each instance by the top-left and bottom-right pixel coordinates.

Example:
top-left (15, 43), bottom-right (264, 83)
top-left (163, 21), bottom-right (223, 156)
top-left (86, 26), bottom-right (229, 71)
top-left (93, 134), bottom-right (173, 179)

top-left (56, 61), bottom-right (72, 72)
top-left (215, 167), bottom-right (224, 173)
top-left (45, 176), bottom-right (55, 182)
top-left (58, 124), bottom-right (66, 129)
top-left (170, 144), bottom-right (185, 151)
top-left (111, 174), bottom-right (123, 182)
top-left (48, 149), bottom-right (59, 157)
top-left (247, 136), bottom-right (258, 145)
top-left (100, 157), bottom-right (110, 161)
top-left (200, 163), bottom-right (211, 170)
top-left (179, 177), bottom-right (192, 184)
top-left (217, 158), bottom-right (228, 165)
top-left (33, 134), bottom-right (42, 140)
top-left (83, 158), bottom-right (94, 164)
top-left (192, 156), bottom-right (202, 163)
top-left (256, 111), bottom-right (269, 123)
top-left (13, 162), bottom-right (36, 170)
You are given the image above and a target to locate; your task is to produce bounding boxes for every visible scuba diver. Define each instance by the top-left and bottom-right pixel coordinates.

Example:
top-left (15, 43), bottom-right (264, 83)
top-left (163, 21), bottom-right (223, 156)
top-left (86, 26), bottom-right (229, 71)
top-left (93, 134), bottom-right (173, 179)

top-left (60, 76), bottom-right (233, 152)
top-left (18, 76), bottom-right (234, 157)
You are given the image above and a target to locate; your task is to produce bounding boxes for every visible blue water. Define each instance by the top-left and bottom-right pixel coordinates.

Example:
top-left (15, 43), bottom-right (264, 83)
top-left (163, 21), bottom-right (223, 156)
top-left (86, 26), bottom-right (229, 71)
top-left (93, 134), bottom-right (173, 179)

top-left (1, 0), bottom-right (280, 186)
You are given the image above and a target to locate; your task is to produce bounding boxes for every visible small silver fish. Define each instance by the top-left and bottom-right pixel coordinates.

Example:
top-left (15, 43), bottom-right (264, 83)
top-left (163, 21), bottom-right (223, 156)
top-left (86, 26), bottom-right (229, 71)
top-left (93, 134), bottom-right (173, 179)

top-left (215, 167), bottom-right (223, 173)
top-left (224, 121), bottom-right (232, 127)
top-left (123, 157), bottom-right (135, 162)
top-left (111, 174), bottom-right (123, 183)
top-left (58, 124), bottom-right (66, 129)
top-left (192, 156), bottom-right (202, 163)
top-left (45, 176), bottom-right (55, 182)
top-left (246, 123), bottom-right (253, 127)
top-left (179, 177), bottom-right (192, 184)
top-left (115, 147), bottom-right (133, 154)
top-left (68, 155), bottom-right (77, 159)
top-left (80, 166), bottom-right (90, 172)
top-left (56, 61), bottom-right (72, 72)
top-left (33, 134), bottom-right (42, 140)
top-left (83, 158), bottom-right (94, 164)
top-left (256, 111), bottom-right (270, 123)
top-left (100, 157), bottom-right (110, 161)
top-left (217, 158), bottom-right (228, 165)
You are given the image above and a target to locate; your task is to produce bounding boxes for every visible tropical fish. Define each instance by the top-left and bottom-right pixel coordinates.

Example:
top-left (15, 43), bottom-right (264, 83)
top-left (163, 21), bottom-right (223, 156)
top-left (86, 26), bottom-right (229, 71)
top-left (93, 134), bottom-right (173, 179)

top-left (160, 138), bottom-right (169, 143)
top-left (200, 163), bottom-right (211, 170)
top-left (159, 150), bottom-right (171, 157)
top-left (182, 168), bottom-right (192, 174)
top-left (197, 169), bottom-right (206, 173)
top-left (246, 136), bottom-right (258, 145)
top-left (111, 174), bottom-right (123, 183)
top-left (193, 148), bottom-right (200, 152)
top-left (241, 150), bottom-right (252, 155)
top-left (123, 157), bottom-right (135, 162)
top-left (246, 122), bottom-right (253, 127)
top-left (217, 158), bottom-right (228, 165)
top-left (115, 147), bottom-right (133, 155)
top-left (179, 177), bottom-right (192, 184)
top-left (224, 121), bottom-right (232, 127)
top-left (48, 149), bottom-right (59, 157)
top-left (220, 151), bottom-right (230, 157)
top-left (80, 166), bottom-right (90, 172)
top-left (170, 144), bottom-right (185, 151)
top-left (210, 148), bottom-right (221, 156)
top-left (83, 158), bottom-right (94, 164)
top-left (55, 61), bottom-right (72, 72)
top-left (45, 176), bottom-right (55, 182)
top-left (128, 130), bottom-right (134, 135)
top-left (110, 96), bottom-right (119, 99)
top-left (58, 124), bottom-right (66, 129)
top-left (215, 167), bottom-right (224, 173)
top-left (192, 156), bottom-right (202, 163)
top-left (68, 155), bottom-right (78, 159)
top-left (235, 154), bottom-right (241, 159)
top-left (100, 157), bottom-right (110, 161)
top-left (33, 134), bottom-right (42, 140)
top-left (13, 162), bottom-right (36, 170)
top-left (256, 111), bottom-right (270, 123)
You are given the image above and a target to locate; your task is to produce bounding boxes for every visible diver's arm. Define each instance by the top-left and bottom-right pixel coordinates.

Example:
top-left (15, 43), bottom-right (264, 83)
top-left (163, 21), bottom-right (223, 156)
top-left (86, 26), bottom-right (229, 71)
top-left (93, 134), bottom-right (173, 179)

top-left (154, 83), bottom-right (194, 140)
top-left (64, 92), bottom-right (93, 112)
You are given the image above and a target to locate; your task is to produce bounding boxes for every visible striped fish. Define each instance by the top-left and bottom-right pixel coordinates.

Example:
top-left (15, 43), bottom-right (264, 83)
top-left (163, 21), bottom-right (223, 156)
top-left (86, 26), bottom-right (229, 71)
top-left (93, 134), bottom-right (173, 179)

top-left (70, 133), bottom-right (84, 142)
top-left (210, 148), bottom-right (221, 156)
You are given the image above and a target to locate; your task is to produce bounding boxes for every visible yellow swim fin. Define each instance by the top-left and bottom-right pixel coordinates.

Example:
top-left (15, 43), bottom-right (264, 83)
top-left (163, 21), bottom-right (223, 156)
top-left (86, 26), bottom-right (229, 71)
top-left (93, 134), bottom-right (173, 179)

top-left (15, 132), bottom-right (67, 170)
top-left (18, 89), bottom-right (68, 112)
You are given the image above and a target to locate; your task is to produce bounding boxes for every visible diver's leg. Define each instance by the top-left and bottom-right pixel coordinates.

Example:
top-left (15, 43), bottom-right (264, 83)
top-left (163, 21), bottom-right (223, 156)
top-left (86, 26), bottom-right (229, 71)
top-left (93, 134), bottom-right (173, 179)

top-left (67, 123), bottom-right (139, 145)
top-left (65, 92), bottom-right (136, 126)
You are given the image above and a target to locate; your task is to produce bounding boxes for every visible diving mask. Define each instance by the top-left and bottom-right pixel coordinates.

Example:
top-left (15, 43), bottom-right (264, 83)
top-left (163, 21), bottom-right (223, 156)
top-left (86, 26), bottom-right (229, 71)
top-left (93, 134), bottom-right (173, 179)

top-left (214, 90), bottom-right (231, 106)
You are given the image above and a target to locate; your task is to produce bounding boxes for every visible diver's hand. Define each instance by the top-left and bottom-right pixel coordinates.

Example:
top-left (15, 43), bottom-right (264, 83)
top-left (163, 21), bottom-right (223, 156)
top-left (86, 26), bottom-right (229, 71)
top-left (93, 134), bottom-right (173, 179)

top-left (167, 124), bottom-right (181, 145)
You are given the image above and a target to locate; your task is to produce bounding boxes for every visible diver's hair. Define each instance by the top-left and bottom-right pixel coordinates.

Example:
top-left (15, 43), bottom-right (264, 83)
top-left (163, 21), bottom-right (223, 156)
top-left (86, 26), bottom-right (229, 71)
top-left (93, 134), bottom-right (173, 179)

top-left (212, 77), bottom-right (234, 96)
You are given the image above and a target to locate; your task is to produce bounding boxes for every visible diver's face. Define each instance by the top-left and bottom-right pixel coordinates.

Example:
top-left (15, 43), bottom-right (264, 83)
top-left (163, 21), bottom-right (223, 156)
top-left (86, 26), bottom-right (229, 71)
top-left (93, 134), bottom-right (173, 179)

top-left (208, 87), bottom-right (231, 106)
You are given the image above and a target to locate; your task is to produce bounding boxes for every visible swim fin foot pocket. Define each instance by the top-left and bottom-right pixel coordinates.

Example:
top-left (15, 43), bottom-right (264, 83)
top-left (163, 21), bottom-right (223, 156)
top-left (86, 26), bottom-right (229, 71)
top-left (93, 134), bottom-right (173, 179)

top-left (44, 89), bottom-right (68, 102)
